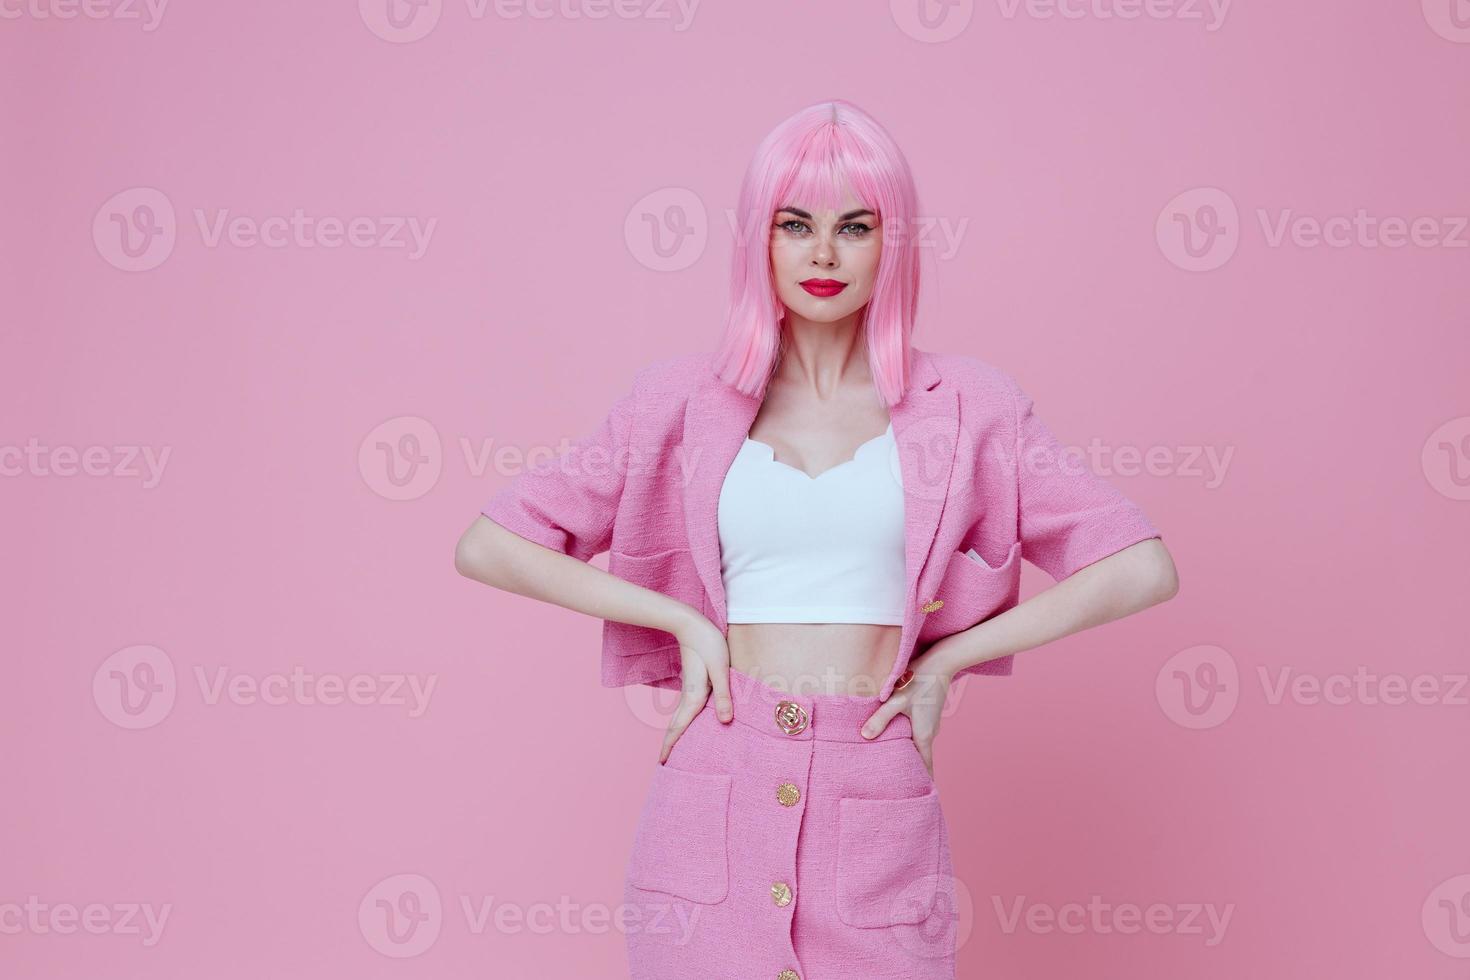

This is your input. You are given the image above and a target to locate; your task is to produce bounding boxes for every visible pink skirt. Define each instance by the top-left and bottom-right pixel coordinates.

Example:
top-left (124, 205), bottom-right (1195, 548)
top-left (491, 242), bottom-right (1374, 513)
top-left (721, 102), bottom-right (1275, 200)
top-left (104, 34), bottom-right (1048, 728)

top-left (623, 665), bottom-right (958, 979)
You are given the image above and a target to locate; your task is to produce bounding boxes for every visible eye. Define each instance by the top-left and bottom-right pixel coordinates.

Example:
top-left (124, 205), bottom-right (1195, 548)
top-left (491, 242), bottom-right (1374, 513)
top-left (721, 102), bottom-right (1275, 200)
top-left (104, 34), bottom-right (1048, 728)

top-left (840, 222), bottom-right (874, 237)
top-left (776, 218), bottom-right (811, 235)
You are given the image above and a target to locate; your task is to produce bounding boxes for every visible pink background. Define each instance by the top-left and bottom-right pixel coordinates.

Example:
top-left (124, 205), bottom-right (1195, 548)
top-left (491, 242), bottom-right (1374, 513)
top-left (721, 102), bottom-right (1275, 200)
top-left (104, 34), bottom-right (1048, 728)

top-left (4, 1), bottom-right (1469, 977)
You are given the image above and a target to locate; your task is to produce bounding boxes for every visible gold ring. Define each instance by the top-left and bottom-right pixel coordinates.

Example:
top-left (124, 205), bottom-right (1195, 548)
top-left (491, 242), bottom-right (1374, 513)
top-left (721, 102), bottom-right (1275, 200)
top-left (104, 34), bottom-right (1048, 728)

top-left (895, 668), bottom-right (915, 690)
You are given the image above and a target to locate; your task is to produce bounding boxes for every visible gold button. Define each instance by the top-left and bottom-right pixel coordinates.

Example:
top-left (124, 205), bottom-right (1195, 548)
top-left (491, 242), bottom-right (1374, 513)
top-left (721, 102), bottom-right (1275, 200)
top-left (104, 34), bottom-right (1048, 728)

top-left (778, 972), bottom-right (800, 980)
top-left (771, 881), bottom-right (793, 907)
top-left (773, 700), bottom-right (808, 735)
top-left (920, 597), bottom-right (944, 613)
top-left (776, 782), bottom-right (801, 807)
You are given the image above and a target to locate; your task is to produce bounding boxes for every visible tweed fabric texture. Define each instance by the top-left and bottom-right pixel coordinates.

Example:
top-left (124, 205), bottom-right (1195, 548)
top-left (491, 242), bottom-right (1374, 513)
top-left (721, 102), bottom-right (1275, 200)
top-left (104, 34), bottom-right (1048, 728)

top-left (624, 666), bottom-right (957, 979)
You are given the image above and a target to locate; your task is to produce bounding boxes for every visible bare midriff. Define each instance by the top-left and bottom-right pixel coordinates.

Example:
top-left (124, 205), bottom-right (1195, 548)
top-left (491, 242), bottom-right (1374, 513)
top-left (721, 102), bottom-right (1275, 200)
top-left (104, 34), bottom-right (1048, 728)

top-left (726, 622), bottom-right (902, 698)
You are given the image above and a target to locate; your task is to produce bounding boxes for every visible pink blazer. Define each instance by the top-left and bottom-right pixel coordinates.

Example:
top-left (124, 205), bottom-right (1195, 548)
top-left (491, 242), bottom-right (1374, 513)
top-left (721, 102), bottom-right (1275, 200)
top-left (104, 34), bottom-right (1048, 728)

top-left (481, 346), bottom-right (1162, 701)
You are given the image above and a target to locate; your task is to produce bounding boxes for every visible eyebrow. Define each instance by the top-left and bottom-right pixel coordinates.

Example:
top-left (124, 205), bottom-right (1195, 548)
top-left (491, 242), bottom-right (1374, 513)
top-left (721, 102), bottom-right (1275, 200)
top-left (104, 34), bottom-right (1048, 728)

top-left (777, 206), bottom-right (877, 222)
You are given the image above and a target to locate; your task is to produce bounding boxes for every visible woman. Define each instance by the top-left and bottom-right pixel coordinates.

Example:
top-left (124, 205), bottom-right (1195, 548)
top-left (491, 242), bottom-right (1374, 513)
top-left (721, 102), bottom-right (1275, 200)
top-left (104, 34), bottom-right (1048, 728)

top-left (455, 99), bottom-right (1179, 979)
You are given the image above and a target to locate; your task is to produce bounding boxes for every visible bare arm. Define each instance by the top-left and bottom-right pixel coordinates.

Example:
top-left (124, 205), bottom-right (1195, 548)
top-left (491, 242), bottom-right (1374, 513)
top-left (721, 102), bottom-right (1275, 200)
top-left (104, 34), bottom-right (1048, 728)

top-left (864, 537), bottom-right (1178, 774)
top-left (454, 516), bottom-right (735, 751)
top-left (923, 536), bottom-right (1179, 677)
top-left (454, 515), bottom-right (703, 638)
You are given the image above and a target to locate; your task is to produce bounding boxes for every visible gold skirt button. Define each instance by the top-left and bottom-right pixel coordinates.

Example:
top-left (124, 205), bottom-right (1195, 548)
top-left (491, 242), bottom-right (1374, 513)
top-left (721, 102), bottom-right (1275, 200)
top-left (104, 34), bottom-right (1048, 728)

top-left (774, 700), bottom-right (808, 735)
top-left (770, 881), bottom-right (793, 907)
top-left (776, 782), bottom-right (801, 807)
top-left (778, 971), bottom-right (800, 980)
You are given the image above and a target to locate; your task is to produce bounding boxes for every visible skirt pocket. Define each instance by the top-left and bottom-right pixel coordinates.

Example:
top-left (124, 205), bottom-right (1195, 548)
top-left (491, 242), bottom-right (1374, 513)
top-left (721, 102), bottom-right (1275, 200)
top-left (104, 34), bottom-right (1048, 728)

top-left (835, 784), bottom-right (942, 928)
top-left (626, 763), bottom-right (733, 905)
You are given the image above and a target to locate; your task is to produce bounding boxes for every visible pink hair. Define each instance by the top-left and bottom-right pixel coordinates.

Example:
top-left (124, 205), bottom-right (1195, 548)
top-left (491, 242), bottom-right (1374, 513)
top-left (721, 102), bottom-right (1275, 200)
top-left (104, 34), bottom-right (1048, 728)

top-left (712, 99), bottom-right (922, 407)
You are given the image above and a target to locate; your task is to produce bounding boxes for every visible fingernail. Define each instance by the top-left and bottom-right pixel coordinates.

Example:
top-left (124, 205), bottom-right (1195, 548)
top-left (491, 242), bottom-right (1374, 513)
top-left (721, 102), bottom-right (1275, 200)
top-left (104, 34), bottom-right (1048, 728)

top-left (861, 727), bottom-right (874, 739)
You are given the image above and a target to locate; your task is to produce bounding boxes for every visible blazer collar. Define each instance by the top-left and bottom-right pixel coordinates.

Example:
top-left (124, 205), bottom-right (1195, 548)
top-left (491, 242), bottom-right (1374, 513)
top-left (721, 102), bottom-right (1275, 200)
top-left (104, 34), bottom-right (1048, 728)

top-left (681, 347), bottom-right (957, 664)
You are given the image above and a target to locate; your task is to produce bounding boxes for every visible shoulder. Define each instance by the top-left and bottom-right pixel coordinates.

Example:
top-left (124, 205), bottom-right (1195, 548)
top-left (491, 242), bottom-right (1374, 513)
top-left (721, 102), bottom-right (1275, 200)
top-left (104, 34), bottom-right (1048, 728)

top-left (922, 349), bottom-right (1022, 402)
top-left (612, 351), bottom-right (716, 425)
top-left (631, 350), bottom-right (715, 394)
top-left (626, 348), bottom-right (751, 410)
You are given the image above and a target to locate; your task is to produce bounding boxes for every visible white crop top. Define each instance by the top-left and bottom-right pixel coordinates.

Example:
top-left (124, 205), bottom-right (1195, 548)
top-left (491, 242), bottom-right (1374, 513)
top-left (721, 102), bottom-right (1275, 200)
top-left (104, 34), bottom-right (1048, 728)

top-left (716, 423), bottom-right (906, 624)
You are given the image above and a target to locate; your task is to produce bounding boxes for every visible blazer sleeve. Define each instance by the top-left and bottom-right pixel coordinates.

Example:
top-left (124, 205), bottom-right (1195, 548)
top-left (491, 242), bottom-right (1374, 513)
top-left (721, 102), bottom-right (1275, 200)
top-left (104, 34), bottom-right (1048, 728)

top-left (480, 376), bottom-right (640, 562)
top-left (1009, 375), bottom-right (1162, 582)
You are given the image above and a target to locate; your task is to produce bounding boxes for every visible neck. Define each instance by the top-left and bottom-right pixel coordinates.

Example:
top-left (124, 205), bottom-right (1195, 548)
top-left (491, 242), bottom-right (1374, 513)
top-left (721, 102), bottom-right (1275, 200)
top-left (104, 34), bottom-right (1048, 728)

top-left (776, 311), bottom-right (870, 394)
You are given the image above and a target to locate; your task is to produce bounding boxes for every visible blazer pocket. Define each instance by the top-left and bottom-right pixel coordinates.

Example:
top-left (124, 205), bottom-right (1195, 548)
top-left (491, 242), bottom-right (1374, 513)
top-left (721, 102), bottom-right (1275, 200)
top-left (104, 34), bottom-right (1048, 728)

top-left (835, 785), bottom-right (943, 929)
top-left (606, 548), bottom-right (710, 654)
top-left (916, 540), bottom-right (1022, 645)
top-left (627, 764), bottom-right (732, 905)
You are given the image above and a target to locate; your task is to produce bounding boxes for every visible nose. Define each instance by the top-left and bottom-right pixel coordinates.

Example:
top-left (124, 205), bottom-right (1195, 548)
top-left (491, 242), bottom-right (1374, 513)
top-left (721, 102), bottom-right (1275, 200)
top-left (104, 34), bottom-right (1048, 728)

top-left (810, 239), bottom-right (838, 268)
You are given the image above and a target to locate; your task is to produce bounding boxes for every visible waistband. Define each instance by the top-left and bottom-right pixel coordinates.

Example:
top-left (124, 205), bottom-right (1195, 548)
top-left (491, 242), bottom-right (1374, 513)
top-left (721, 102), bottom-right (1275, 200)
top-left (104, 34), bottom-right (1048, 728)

top-left (704, 665), bottom-right (914, 743)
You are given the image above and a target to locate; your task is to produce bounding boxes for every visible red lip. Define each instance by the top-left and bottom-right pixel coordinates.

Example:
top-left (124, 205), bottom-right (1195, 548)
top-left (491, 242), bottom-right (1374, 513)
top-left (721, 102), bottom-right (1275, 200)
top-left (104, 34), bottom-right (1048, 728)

top-left (799, 279), bottom-right (848, 297)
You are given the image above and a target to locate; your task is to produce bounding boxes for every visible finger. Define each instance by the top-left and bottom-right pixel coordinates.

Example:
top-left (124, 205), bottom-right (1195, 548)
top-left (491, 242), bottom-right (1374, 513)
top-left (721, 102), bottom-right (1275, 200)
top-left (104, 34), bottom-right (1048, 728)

top-left (706, 659), bottom-right (733, 724)
top-left (658, 692), bottom-right (706, 764)
top-left (860, 696), bottom-right (903, 740)
top-left (915, 737), bottom-right (935, 779)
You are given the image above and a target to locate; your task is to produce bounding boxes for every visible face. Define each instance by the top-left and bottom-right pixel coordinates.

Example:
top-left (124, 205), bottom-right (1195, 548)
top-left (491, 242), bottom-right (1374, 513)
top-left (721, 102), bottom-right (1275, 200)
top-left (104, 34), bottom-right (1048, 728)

top-left (769, 188), bottom-right (882, 325)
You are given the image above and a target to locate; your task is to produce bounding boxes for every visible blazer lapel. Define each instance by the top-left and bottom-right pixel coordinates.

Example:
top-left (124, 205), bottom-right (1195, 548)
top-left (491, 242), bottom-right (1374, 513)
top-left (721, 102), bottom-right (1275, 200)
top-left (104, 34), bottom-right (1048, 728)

top-left (682, 347), bottom-right (957, 646)
top-left (682, 373), bottom-right (760, 627)
top-left (888, 349), bottom-right (958, 655)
